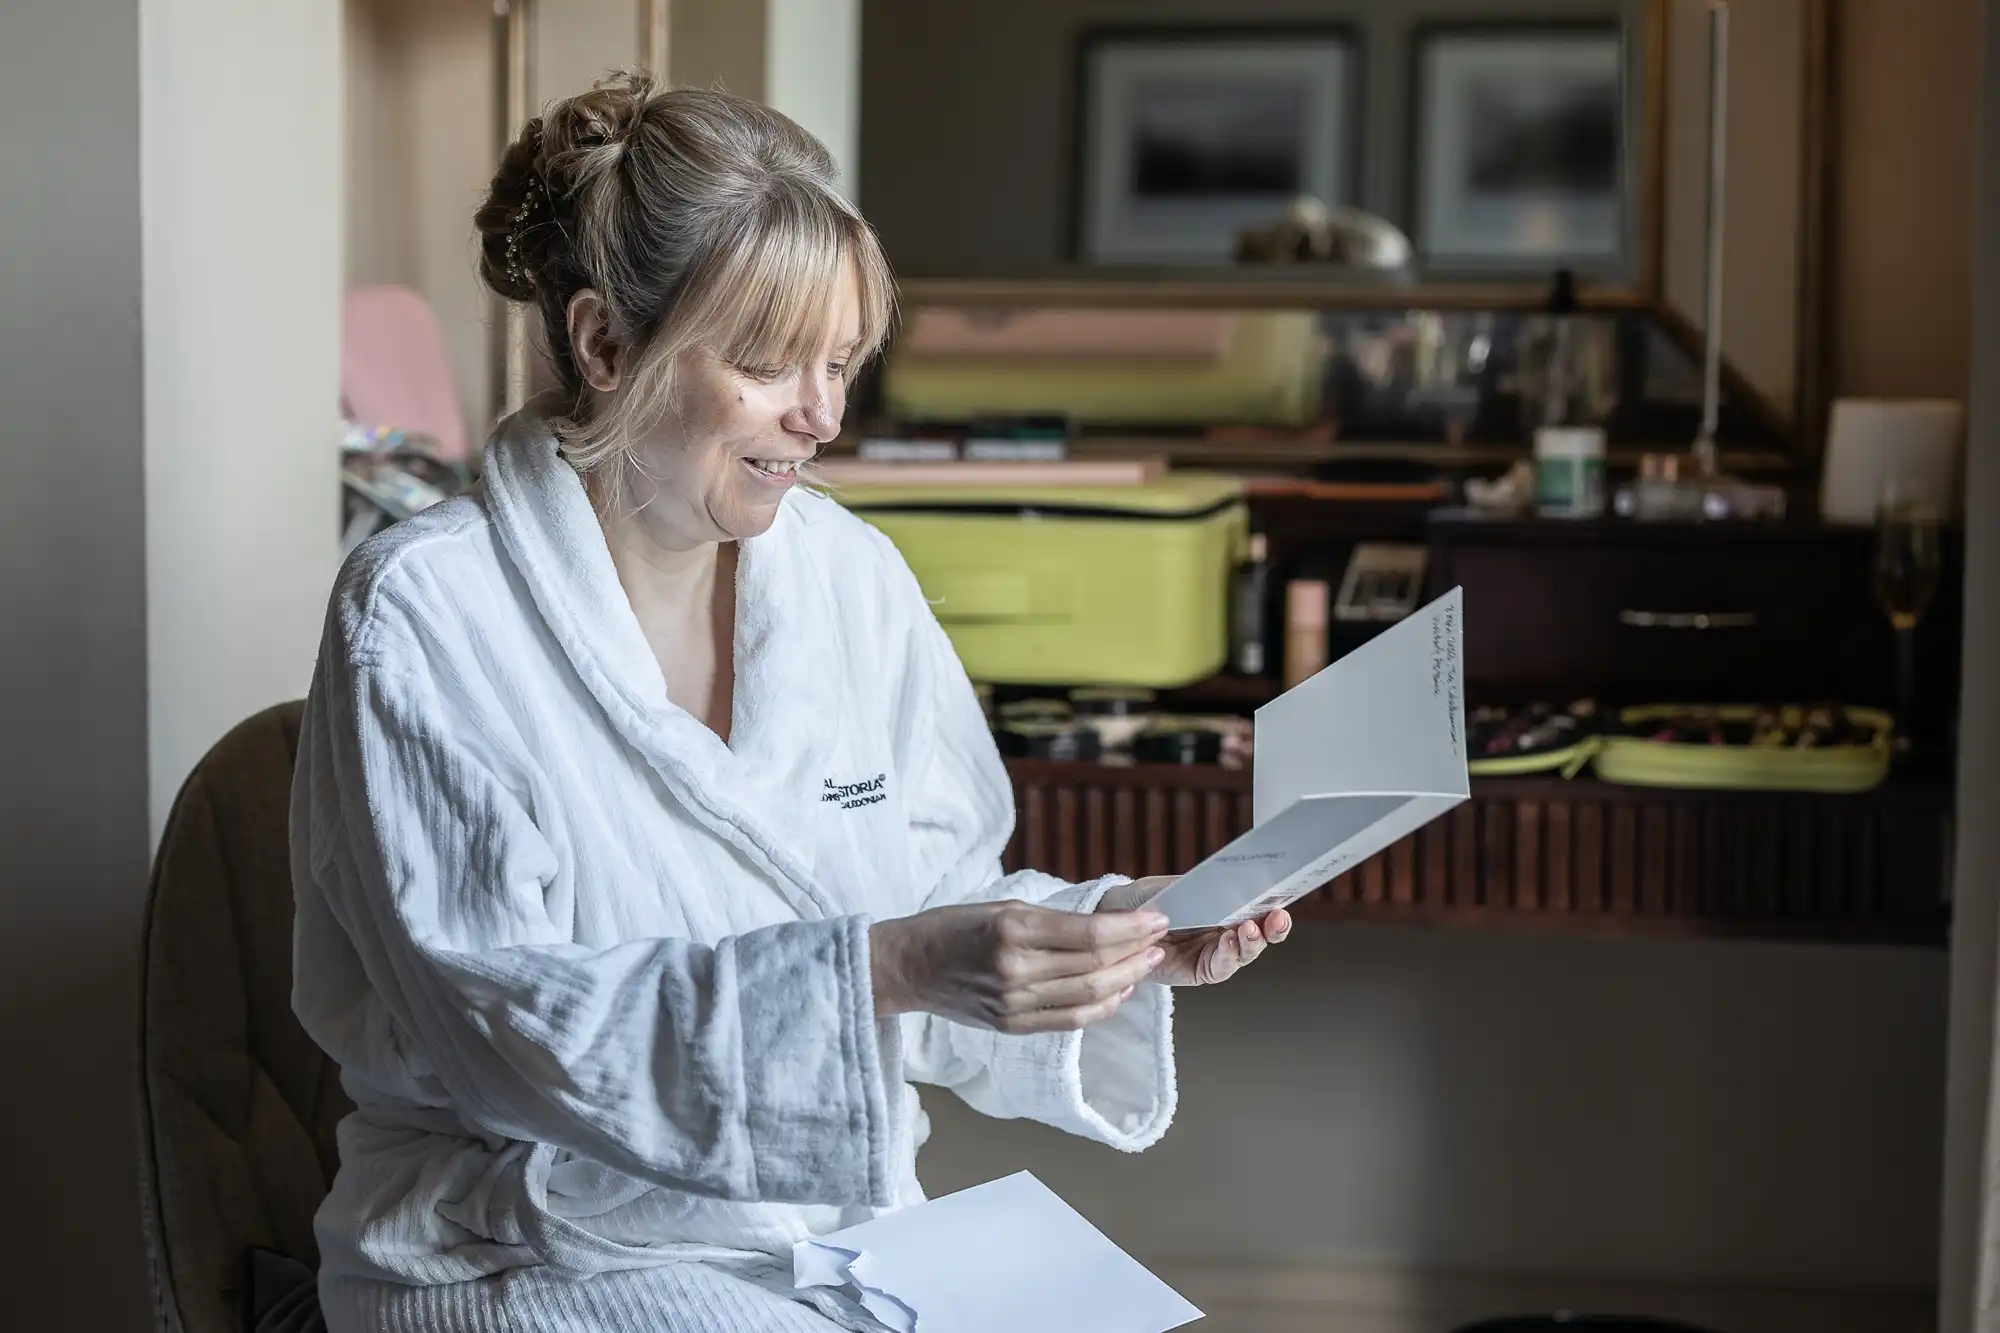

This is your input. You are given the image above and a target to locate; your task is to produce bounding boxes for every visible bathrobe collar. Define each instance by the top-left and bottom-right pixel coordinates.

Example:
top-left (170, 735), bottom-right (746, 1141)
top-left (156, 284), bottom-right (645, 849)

top-left (482, 406), bottom-right (844, 919)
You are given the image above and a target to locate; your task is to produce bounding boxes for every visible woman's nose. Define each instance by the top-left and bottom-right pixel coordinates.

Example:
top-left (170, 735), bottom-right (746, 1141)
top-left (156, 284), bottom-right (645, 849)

top-left (788, 380), bottom-right (843, 444)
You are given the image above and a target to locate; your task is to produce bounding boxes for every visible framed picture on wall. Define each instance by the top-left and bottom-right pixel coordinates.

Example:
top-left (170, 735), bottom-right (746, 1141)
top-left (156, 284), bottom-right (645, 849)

top-left (1074, 27), bottom-right (1358, 266)
top-left (1411, 23), bottom-right (1628, 274)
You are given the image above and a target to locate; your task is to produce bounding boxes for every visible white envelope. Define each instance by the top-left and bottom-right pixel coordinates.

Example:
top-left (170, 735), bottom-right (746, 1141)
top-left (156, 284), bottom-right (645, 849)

top-left (793, 1172), bottom-right (1201, 1333)
top-left (1144, 587), bottom-right (1470, 931)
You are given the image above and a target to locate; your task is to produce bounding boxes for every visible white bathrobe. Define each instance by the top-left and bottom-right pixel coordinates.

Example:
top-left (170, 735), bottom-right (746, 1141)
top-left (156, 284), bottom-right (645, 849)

top-left (290, 410), bottom-right (1178, 1332)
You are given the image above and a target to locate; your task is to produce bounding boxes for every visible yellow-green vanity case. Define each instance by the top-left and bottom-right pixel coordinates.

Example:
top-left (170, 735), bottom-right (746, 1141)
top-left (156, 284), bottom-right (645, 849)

top-left (1467, 737), bottom-right (1600, 779)
top-left (1593, 705), bottom-right (1894, 793)
top-left (832, 476), bottom-right (1247, 688)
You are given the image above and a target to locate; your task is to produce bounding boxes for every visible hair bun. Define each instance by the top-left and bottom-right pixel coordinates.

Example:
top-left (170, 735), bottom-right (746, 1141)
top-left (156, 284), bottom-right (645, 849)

top-left (477, 71), bottom-right (661, 304)
top-left (544, 70), bottom-right (657, 171)
top-left (474, 118), bottom-right (549, 303)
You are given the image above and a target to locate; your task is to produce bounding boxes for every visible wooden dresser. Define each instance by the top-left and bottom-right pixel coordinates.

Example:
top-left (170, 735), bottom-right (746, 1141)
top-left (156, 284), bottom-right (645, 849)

top-left (1428, 514), bottom-right (1963, 743)
top-left (997, 508), bottom-right (1961, 945)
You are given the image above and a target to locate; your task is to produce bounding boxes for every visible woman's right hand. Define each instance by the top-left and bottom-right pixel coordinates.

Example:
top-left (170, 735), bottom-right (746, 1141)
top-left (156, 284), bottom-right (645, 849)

top-left (870, 901), bottom-right (1169, 1034)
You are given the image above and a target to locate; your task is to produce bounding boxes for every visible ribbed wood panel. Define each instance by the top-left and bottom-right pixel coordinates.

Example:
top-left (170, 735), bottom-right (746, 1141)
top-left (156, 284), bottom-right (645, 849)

top-left (1007, 761), bottom-right (1254, 884)
top-left (1002, 760), bottom-right (1951, 944)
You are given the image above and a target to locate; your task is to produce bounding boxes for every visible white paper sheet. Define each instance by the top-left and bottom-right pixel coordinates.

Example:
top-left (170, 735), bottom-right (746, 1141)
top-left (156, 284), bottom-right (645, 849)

top-left (1144, 587), bottom-right (1470, 931)
top-left (792, 1172), bottom-right (1202, 1333)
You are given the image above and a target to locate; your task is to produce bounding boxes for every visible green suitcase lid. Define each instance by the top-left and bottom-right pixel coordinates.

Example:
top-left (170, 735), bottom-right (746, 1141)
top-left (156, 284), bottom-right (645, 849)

top-left (828, 473), bottom-right (1244, 520)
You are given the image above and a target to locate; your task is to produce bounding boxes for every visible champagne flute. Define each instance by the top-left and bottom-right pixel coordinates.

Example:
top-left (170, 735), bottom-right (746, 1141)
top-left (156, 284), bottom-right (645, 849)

top-left (1873, 485), bottom-right (1942, 739)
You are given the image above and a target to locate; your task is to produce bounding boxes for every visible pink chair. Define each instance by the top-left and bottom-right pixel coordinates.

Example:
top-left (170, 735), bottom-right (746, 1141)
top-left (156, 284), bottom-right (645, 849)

top-left (340, 285), bottom-right (471, 463)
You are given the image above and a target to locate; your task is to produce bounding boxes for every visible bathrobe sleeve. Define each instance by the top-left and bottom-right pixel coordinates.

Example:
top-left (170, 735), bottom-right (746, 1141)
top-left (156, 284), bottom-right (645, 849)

top-left (874, 535), bottom-right (1178, 1153)
top-left (292, 610), bottom-right (899, 1209)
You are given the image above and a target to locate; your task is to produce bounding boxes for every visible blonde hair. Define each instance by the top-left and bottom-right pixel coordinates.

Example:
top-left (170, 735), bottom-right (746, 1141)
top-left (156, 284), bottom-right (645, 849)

top-left (475, 71), bottom-right (896, 474)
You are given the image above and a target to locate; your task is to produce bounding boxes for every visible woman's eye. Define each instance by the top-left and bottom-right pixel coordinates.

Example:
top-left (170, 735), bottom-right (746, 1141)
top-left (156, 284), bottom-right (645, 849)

top-left (739, 364), bottom-right (786, 382)
top-left (827, 361), bottom-right (850, 379)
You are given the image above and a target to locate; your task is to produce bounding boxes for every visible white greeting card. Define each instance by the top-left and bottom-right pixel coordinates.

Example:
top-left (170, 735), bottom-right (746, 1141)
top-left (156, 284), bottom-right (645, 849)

top-left (1144, 587), bottom-right (1469, 931)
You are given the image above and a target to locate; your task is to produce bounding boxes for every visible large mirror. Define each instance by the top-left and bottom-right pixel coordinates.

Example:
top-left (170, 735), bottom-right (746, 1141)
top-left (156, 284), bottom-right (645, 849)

top-left (858, 0), bottom-right (1827, 449)
top-left (437, 1), bottom-right (1824, 455)
top-left (863, 0), bottom-right (1657, 286)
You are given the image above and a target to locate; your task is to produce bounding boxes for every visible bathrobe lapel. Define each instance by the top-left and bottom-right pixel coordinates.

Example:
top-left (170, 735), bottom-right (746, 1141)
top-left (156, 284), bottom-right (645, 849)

top-left (482, 411), bottom-right (843, 921)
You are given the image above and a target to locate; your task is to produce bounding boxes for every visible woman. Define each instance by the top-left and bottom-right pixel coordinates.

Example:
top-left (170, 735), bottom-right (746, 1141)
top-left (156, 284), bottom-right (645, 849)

top-left (292, 73), bottom-right (1289, 1332)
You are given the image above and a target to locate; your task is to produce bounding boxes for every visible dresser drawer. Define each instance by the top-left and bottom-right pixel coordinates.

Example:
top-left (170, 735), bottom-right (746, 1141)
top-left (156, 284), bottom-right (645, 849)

top-left (1428, 520), bottom-right (1896, 704)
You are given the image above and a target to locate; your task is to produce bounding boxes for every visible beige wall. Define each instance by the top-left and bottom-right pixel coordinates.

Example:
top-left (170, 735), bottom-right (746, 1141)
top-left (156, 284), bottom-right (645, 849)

top-left (1647, 0), bottom-right (1983, 414)
top-left (345, 0), bottom-right (413, 288)
top-left (354, 0), bottom-right (494, 430)
top-left (1660, 0), bottom-right (1804, 422)
top-left (1645, 0), bottom-right (1982, 415)
top-left (345, 0), bottom-right (486, 419)
top-left (920, 926), bottom-right (1947, 1325)
top-left (1830, 0), bottom-right (1980, 402)
top-left (767, 0), bottom-right (861, 193)
top-left (144, 0), bottom-right (344, 836)
top-left (666, 0), bottom-right (862, 190)
top-left (536, 0), bottom-right (642, 108)
top-left (669, 0), bottom-right (767, 97)
top-left (344, 0), bottom-right (495, 430)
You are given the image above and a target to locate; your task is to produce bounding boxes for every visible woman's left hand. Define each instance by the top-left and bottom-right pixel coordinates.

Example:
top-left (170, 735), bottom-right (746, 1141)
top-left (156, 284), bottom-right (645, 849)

top-left (1094, 876), bottom-right (1290, 986)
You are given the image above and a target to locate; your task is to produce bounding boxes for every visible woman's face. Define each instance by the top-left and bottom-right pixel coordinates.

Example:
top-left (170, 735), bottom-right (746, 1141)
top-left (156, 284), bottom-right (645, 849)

top-left (626, 266), bottom-right (860, 546)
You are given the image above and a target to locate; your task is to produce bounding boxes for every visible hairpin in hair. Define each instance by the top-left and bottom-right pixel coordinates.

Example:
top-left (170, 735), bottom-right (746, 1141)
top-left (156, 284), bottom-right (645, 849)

top-left (504, 175), bottom-right (543, 291)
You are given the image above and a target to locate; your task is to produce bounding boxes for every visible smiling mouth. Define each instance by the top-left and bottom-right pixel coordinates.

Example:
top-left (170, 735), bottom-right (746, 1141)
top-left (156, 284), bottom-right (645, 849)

top-left (744, 457), bottom-right (804, 481)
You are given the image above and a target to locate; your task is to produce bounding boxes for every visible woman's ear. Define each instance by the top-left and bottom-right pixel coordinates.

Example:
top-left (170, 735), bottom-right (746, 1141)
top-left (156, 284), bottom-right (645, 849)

top-left (566, 289), bottom-right (622, 393)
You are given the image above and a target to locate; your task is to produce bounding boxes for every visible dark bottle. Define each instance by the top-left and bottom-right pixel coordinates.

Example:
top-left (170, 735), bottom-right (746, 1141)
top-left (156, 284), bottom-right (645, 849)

top-left (1232, 532), bottom-right (1271, 676)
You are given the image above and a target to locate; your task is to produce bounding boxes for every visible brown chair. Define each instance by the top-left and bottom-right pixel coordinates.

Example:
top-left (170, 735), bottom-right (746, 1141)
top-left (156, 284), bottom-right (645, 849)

top-left (137, 702), bottom-right (351, 1333)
